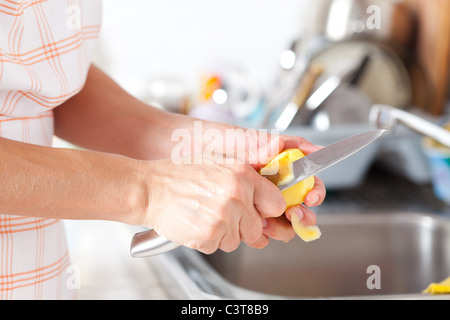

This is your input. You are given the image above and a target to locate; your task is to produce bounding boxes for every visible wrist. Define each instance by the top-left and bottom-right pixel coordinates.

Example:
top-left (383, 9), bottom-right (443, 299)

top-left (123, 158), bottom-right (153, 227)
top-left (84, 152), bottom-right (153, 227)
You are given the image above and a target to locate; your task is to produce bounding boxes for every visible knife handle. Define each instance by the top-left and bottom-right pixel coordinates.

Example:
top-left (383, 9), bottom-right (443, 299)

top-left (130, 229), bottom-right (180, 258)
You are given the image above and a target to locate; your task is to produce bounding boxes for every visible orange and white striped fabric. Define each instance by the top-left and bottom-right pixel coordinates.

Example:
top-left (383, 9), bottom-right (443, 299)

top-left (0, 0), bottom-right (102, 299)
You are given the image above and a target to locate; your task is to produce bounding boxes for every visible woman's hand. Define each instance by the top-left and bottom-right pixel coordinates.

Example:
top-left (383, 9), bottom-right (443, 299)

top-left (137, 129), bottom-right (326, 254)
top-left (53, 65), bottom-right (325, 252)
top-left (139, 156), bottom-right (287, 254)
top-left (244, 133), bottom-right (326, 245)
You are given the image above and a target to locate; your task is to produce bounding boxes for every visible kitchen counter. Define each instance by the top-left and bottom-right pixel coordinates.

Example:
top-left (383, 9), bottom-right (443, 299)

top-left (65, 220), bottom-right (189, 300)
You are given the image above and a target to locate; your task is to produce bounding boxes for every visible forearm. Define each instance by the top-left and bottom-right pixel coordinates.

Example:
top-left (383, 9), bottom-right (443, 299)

top-left (0, 137), bottom-right (147, 225)
top-left (54, 64), bottom-right (205, 160)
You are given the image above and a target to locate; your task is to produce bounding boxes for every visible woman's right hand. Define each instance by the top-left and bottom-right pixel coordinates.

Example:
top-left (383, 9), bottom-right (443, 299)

top-left (136, 157), bottom-right (288, 254)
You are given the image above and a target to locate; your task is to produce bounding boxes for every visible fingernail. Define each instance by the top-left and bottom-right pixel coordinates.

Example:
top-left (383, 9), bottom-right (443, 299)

top-left (262, 218), bottom-right (268, 228)
top-left (312, 195), bottom-right (320, 205)
top-left (306, 194), bottom-right (320, 206)
top-left (291, 206), bottom-right (304, 221)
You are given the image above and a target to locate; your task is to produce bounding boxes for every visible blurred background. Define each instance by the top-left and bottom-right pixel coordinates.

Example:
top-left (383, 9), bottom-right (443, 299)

top-left (92, 0), bottom-right (450, 197)
top-left (93, 0), bottom-right (308, 110)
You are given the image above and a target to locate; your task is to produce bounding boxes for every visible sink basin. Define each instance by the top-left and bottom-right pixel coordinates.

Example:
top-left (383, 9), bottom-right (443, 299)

top-left (169, 212), bottom-right (450, 299)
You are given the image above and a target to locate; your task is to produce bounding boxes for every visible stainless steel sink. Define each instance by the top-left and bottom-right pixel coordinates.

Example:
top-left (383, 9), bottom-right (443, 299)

top-left (168, 212), bottom-right (450, 299)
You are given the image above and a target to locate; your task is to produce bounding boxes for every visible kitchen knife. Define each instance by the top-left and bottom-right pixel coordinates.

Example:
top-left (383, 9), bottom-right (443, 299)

top-left (276, 128), bottom-right (386, 191)
top-left (130, 129), bottom-right (386, 258)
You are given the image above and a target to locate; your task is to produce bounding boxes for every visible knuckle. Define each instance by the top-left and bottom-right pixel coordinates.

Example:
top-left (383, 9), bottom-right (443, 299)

top-left (248, 230), bottom-right (262, 244)
top-left (203, 218), bottom-right (227, 242)
top-left (208, 223), bottom-right (223, 238)
top-left (254, 241), bottom-right (268, 250)
top-left (284, 232), bottom-right (296, 243)
top-left (199, 246), bottom-right (218, 255)
top-left (186, 239), bottom-right (217, 255)
top-left (269, 190), bottom-right (287, 215)
top-left (232, 164), bottom-right (254, 182)
top-left (224, 180), bottom-right (244, 201)
top-left (219, 164), bottom-right (255, 201)
top-left (185, 240), bottom-right (202, 252)
top-left (247, 236), bottom-right (269, 249)
top-left (227, 185), bottom-right (242, 201)
top-left (220, 239), bottom-right (241, 253)
top-left (186, 220), bottom-right (227, 254)
top-left (241, 220), bottom-right (263, 244)
top-left (233, 163), bottom-right (251, 174)
top-left (243, 164), bottom-right (255, 174)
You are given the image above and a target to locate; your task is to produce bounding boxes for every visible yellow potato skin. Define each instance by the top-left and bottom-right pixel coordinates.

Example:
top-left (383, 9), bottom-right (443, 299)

top-left (261, 149), bottom-right (315, 209)
top-left (261, 149), bottom-right (321, 242)
top-left (291, 211), bottom-right (322, 242)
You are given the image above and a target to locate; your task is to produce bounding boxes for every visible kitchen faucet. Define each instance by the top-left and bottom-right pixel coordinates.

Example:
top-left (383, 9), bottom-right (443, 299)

top-left (370, 104), bottom-right (450, 149)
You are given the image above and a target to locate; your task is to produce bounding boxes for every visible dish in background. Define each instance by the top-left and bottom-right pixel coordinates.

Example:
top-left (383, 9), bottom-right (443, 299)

top-left (294, 40), bottom-right (412, 131)
top-left (305, 0), bottom-right (415, 50)
top-left (311, 86), bottom-right (373, 131)
top-left (286, 40), bottom-right (412, 130)
top-left (310, 40), bottom-right (411, 109)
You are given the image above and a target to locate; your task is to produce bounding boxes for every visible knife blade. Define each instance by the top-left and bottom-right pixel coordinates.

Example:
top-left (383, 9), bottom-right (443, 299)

top-left (275, 129), bottom-right (386, 191)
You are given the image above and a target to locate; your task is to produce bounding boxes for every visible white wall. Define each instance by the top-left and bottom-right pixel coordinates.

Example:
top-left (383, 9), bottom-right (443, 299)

top-left (93, 0), bottom-right (311, 99)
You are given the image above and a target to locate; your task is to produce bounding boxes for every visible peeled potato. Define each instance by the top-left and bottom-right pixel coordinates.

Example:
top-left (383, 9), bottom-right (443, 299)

top-left (260, 149), bottom-right (315, 208)
top-left (260, 149), bottom-right (321, 242)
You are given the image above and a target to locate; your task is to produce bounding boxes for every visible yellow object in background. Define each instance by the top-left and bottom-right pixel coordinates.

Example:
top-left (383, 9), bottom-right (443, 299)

top-left (423, 277), bottom-right (450, 295)
top-left (199, 74), bottom-right (222, 102)
top-left (427, 122), bottom-right (450, 150)
top-left (260, 149), bottom-right (321, 242)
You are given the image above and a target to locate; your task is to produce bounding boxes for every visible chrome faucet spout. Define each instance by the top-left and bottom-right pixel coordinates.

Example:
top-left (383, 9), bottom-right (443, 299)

top-left (370, 104), bottom-right (450, 148)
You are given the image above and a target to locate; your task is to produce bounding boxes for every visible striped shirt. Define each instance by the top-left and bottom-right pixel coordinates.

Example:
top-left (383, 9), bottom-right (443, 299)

top-left (0, 0), bottom-right (102, 299)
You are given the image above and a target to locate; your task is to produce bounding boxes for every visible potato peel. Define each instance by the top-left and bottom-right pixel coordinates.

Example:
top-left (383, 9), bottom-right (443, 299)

top-left (291, 211), bottom-right (321, 243)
